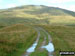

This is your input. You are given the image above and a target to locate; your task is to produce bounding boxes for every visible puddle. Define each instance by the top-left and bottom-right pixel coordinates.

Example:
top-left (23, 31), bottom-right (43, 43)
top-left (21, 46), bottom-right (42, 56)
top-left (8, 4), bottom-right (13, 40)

top-left (25, 41), bottom-right (38, 56)
top-left (24, 27), bottom-right (54, 56)
top-left (40, 27), bottom-right (55, 56)
top-left (26, 28), bottom-right (40, 53)
top-left (41, 42), bottom-right (54, 52)
top-left (24, 28), bottom-right (40, 56)
top-left (27, 43), bottom-right (37, 52)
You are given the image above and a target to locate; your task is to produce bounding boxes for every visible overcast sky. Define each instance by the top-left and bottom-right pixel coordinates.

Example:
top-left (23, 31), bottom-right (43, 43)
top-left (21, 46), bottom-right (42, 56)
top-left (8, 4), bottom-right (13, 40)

top-left (0, 0), bottom-right (75, 12)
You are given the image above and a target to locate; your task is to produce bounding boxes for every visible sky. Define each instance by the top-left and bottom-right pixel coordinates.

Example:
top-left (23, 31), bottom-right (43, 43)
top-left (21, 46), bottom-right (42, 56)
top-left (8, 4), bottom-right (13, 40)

top-left (0, 0), bottom-right (75, 12)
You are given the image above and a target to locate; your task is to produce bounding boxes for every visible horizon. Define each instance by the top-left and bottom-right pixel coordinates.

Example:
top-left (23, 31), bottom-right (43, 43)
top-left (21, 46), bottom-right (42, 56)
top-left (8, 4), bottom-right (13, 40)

top-left (0, 0), bottom-right (75, 12)
top-left (0, 5), bottom-right (75, 12)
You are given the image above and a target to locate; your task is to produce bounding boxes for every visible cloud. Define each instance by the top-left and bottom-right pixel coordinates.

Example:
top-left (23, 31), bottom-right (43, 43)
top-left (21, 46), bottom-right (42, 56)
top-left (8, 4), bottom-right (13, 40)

top-left (17, 0), bottom-right (75, 4)
top-left (35, 0), bottom-right (75, 3)
top-left (51, 4), bottom-right (75, 12)
top-left (63, 5), bottom-right (75, 12)
top-left (0, 0), bottom-right (75, 11)
top-left (69, 5), bottom-right (75, 12)
top-left (16, 0), bottom-right (75, 12)
top-left (18, 0), bottom-right (25, 3)
top-left (18, 0), bottom-right (27, 3)
top-left (7, 4), bottom-right (17, 8)
top-left (0, 0), bottom-right (2, 3)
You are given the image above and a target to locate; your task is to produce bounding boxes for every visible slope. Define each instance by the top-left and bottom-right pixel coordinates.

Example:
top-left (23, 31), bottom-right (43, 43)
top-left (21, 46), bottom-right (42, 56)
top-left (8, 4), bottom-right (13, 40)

top-left (0, 5), bottom-right (75, 26)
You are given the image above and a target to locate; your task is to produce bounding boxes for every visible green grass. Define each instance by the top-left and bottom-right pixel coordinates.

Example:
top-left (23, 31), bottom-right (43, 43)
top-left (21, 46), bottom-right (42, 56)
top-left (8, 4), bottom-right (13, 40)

top-left (0, 24), bottom-right (37, 56)
top-left (30, 50), bottom-right (48, 56)
top-left (29, 27), bottom-right (49, 56)
top-left (0, 24), bottom-right (75, 56)
top-left (0, 5), bottom-right (75, 56)
top-left (42, 25), bottom-right (75, 56)
top-left (0, 26), bottom-right (5, 29)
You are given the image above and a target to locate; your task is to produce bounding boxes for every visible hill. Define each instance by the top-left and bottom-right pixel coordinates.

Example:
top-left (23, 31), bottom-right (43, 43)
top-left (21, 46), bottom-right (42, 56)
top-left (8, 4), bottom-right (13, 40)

top-left (0, 5), bottom-right (75, 56)
top-left (0, 5), bottom-right (75, 26)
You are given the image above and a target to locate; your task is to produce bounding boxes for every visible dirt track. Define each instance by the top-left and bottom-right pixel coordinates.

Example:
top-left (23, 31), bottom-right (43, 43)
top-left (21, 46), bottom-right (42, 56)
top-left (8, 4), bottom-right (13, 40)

top-left (24, 27), bottom-right (54, 56)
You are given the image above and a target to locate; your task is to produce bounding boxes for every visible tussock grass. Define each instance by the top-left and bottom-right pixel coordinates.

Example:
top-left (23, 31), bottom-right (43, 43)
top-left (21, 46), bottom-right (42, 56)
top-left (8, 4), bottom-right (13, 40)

top-left (42, 25), bottom-right (75, 56)
top-left (0, 24), bottom-right (37, 56)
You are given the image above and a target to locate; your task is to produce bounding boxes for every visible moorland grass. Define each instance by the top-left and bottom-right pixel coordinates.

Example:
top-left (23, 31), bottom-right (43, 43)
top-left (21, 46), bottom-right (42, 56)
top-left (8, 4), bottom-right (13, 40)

top-left (42, 25), bottom-right (75, 56)
top-left (0, 24), bottom-right (37, 56)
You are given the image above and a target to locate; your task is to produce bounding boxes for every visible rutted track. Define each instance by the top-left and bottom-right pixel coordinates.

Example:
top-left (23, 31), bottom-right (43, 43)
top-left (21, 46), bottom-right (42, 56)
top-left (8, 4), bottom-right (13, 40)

top-left (40, 27), bottom-right (54, 56)
top-left (23, 27), bottom-right (54, 56)
top-left (24, 28), bottom-right (40, 56)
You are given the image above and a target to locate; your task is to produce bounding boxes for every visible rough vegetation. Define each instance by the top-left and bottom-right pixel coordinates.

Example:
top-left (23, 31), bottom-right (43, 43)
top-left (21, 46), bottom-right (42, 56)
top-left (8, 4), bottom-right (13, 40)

top-left (0, 5), bottom-right (75, 26)
top-left (42, 25), bottom-right (75, 56)
top-left (0, 24), bottom-right (37, 56)
top-left (0, 5), bottom-right (75, 56)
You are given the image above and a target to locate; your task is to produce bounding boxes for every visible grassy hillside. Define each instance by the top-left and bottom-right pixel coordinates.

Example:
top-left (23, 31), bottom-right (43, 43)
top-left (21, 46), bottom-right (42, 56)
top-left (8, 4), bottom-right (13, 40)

top-left (0, 24), bottom-right (75, 56)
top-left (0, 5), bottom-right (75, 26)
top-left (0, 24), bottom-right (37, 56)
top-left (0, 5), bottom-right (75, 56)
top-left (41, 25), bottom-right (75, 56)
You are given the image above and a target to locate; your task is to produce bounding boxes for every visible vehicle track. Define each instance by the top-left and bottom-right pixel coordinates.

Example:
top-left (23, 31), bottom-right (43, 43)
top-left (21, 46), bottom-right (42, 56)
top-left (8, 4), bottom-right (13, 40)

top-left (40, 27), bottom-right (54, 56)
top-left (23, 27), bottom-right (54, 56)
top-left (23, 28), bottom-right (40, 56)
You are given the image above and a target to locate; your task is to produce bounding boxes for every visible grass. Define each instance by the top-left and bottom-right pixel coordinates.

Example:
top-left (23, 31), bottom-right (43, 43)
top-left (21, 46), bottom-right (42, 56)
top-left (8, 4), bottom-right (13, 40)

top-left (30, 50), bottom-right (48, 56)
top-left (0, 24), bottom-right (75, 56)
top-left (0, 24), bottom-right (37, 56)
top-left (42, 25), bottom-right (75, 56)
top-left (0, 5), bottom-right (75, 26)
top-left (29, 27), bottom-right (48, 56)
top-left (0, 5), bottom-right (75, 56)
top-left (50, 16), bottom-right (75, 25)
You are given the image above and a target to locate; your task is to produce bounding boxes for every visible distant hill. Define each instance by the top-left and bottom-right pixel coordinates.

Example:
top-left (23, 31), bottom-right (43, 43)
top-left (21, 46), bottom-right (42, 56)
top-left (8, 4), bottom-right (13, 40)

top-left (0, 5), bottom-right (75, 26)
